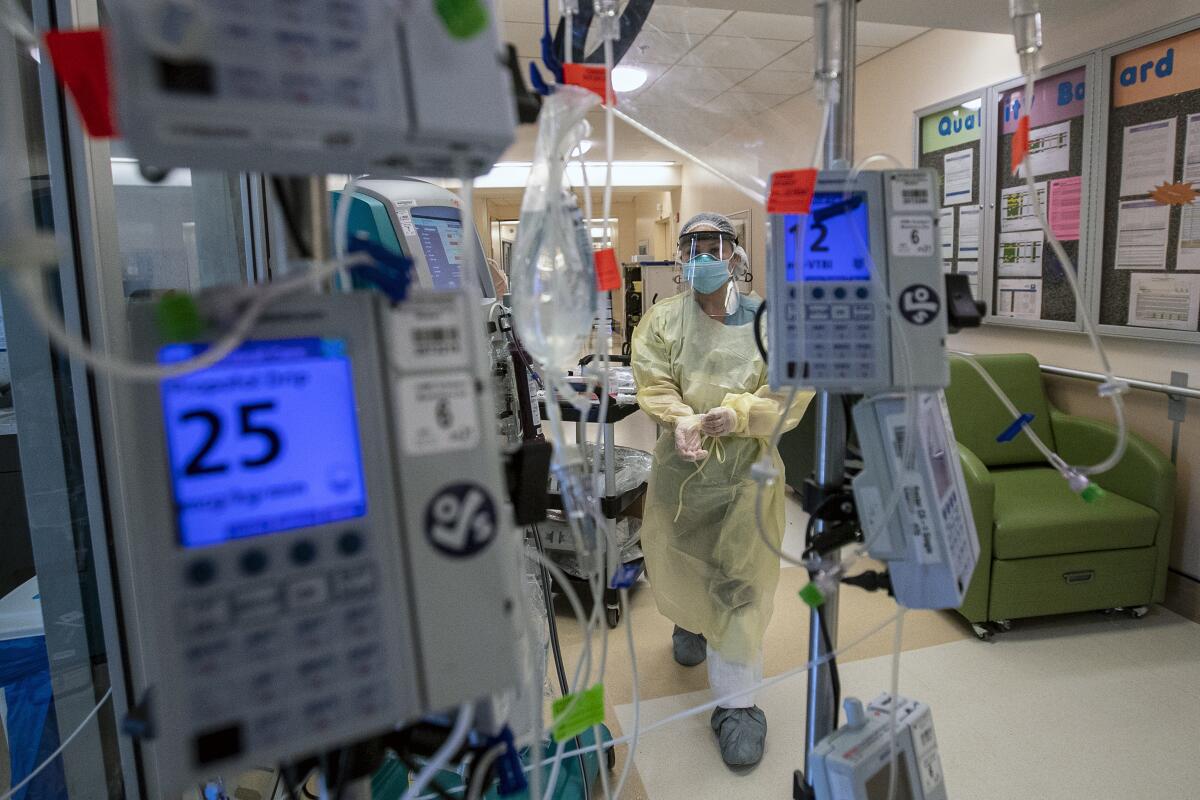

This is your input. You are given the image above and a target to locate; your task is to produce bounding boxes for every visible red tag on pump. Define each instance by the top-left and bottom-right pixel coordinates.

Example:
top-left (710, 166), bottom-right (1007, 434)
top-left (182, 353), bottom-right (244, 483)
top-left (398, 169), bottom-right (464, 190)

top-left (594, 248), bottom-right (621, 291)
top-left (43, 28), bottom-right (119, 138)
top-left (563, 64), bottom-right (615, 105)
top-left (766, 169), bottom-right (818, 214)
top-left (1011, 115), bottom-right (1030, 176)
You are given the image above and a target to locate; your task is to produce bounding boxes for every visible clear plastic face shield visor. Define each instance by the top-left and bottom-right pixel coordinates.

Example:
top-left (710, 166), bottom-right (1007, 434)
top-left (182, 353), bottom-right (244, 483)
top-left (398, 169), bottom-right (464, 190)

top-left (678, 230), bottom-right (737, 293)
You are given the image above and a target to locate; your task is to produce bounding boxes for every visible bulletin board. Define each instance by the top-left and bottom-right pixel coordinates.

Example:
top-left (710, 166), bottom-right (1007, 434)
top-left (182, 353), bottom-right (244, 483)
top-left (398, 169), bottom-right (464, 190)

top-left (1093, 18), bottom-right (1200, 342)
top-left (914, 90), bottom-right (987, 302)
top-left (984, 55), bottom-right (1096, 331)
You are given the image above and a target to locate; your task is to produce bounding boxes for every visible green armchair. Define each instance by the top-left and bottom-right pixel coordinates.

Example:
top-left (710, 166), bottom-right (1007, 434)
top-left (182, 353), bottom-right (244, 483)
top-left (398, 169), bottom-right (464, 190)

top-left (944, 354), bottom-right (1175, 636)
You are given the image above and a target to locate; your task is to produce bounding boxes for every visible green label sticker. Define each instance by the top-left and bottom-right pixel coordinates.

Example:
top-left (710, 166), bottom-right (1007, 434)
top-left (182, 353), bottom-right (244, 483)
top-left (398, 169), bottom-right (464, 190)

top-left (552, 684), bottom-right (605, 742)
top-left (799, 582), bottom-right (826, 608)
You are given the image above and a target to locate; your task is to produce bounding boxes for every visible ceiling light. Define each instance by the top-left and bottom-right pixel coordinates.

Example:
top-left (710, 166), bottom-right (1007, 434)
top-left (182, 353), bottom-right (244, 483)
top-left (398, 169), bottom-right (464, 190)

top-left (962, 98), bottom-right (983, 110)
top-left (612, 65), bottom-right (649, 93)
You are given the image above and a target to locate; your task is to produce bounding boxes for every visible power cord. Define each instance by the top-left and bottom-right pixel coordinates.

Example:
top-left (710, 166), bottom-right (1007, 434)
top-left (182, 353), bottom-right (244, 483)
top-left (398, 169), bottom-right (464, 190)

top-left (753, 299), bottom-right (768, 363)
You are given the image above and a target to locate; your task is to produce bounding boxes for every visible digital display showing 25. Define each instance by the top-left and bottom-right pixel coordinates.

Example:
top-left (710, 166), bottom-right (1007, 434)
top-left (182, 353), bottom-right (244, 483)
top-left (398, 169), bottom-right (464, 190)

top-left (159, 338), bottom-right (367, 548)
top-left (784, 191), bottom-right (872, 282)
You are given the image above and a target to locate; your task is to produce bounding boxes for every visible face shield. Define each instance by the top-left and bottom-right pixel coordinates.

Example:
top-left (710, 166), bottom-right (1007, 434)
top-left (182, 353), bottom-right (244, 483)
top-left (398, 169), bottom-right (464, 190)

top-left (678, 230), bottom-right (738, 294)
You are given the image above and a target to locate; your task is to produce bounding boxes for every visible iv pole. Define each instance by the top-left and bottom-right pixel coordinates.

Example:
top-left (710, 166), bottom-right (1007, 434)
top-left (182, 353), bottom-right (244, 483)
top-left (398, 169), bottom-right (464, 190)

top-left (800, 0), bottom-right (856, 792)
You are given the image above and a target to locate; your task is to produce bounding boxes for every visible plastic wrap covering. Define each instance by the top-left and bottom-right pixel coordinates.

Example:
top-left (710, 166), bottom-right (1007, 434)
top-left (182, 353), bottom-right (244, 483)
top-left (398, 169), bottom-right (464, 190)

top-left (582, 363), bottom-right (636, 395)
top-left (542, 513), bottom-right (643, 579)
top-left (548, 443), bottom-right (651, 498)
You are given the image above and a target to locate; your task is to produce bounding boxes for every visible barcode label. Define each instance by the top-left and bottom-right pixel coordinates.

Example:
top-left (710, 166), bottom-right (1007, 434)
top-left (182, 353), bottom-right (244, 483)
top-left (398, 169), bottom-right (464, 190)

top-left (891, 424), bottom-right (907, 459)
top-left (891, 174), bottom-right (934, 211)
top-left (413, 326), bottom-right (460, 356)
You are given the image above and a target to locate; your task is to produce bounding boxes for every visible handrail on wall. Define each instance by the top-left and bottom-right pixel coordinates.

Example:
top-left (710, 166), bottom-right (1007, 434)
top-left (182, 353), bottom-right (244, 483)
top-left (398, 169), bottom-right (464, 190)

top-left (950, 350), bottom-right (1193, 462)
top-left (949, 350), bottom-right (1199, 401)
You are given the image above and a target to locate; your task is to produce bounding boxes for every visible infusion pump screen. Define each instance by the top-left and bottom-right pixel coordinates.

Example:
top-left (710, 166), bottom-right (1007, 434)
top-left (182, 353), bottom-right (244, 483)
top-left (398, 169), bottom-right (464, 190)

top-left (412, 207), bottom-right (465, 291)
top-left (159, 338), bottom-right (367, 548)
top-left (784, 191), bottom-right (871, 282)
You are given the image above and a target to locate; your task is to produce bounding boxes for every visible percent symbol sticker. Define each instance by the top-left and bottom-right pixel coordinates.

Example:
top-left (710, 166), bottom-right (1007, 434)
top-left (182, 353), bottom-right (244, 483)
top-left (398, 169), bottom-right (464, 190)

top-left (425, 482), bottom-right (497, 557)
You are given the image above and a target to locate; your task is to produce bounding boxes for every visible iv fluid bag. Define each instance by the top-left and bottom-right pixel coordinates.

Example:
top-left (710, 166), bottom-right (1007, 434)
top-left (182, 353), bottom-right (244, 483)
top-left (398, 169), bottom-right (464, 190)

top-left (511, 86), bottom-right (600, 373)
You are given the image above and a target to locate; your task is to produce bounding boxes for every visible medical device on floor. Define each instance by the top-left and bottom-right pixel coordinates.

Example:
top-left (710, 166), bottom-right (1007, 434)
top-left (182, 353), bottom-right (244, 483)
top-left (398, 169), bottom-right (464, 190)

top-left (767, 169), bottom-right (948, 393)
top-left (106, 0), bottom-right (515, 176)
top-left (852, 391), bottom-right (978, 609)
top-left (810, 694), bottom-right (947, 800)
top-left (112, 289), bottom-right (521, 796)
top-left (337, 178), bottom-right (497, 299)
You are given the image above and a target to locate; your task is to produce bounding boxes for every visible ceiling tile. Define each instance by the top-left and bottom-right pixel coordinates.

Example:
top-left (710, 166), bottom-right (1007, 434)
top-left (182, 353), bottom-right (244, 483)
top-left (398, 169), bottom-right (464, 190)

top-left (855, 21), bottom-right (928, 48)
top-left (626, 28), bottom-right (702, 65)
top-left (706, 90), bottom-right (795, 114)
top-left (856, 45), bottom-right (889, 64)
top-left (645, 4), bottom-right (733, 35)
top-left (679, 35), bottom-right (794, 70)
top-left (505, 21), bottom-right (546, 59)
top-left (713, 11), bottom-right (814, 41)
top-left (640, 65), bottom-right (753, 105)
top-left (768, 41), bottom-right (814, 72)
top-left (736, 69), bottom-right (812, 95)
top-left (613, 61), bottom-right (671, 96)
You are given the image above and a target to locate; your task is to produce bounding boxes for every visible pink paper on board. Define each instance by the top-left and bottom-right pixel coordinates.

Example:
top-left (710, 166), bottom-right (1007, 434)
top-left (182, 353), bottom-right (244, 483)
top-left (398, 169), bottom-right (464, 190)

top-left (999, 66), bottom-right (1087, 134)
top-left (1049, 176), bottom-right (1083, 241)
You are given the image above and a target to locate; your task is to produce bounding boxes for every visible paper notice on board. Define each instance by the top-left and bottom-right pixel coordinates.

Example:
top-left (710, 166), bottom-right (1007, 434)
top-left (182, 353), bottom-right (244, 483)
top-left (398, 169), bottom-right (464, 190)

top-left (957, 261), bottom-right (980, 300)
top-left (957, 206), bottom-right (981, 259)
top-left (1128, 273), bottom-right (1200, 330)
top-left (1000, 182), bottom-right (1047, 232)
top-left (1182, 113), bottom-right (1200, 184)
top-left (996, 279), bottom-right (1042, 319)
top-left (1048, 176), bottom-right (1082, 241)
top-left (943, 148), bottom-right (973, 206)
top-left (1019, 121), bottom-right (1071, 177)
top-left (997, 230), bottom-right (1044, 277)
top-left (938, 208), bottom-right (954, 259)
top-left (1115, 199), bottom-right (1170, 269)
top-left (1120, 118), bottom-right (1176, 196)
top-left (1179, 202), bottom-right (1200, 271)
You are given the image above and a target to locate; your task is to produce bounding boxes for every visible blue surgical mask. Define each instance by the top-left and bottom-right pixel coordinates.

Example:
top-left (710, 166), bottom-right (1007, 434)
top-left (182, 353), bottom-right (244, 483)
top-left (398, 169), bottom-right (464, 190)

top-left (684, 253), bottom-right (732, 294)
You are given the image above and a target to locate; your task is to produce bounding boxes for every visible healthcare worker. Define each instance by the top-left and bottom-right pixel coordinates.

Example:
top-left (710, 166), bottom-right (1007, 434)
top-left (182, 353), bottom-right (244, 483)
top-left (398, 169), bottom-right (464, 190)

top-left (631, 212), bottom-right (811, 769)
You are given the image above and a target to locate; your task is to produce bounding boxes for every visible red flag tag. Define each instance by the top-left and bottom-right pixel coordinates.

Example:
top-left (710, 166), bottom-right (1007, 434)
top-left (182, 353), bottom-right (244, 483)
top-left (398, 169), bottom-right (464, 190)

top-left (594, 248), bottom-right (621, 292)
top-left (766, 169), bottom-right (818, 214)
top-left (43, 28), bottom-right (118, 138)
top-left (1011, 115), bottom-right (1030, 176)
top-left (563, 64), bottom-right (615, 106)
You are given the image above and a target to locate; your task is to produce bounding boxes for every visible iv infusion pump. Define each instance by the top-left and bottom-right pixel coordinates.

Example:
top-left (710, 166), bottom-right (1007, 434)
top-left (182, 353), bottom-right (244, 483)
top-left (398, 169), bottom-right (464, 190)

top-left (810, 694), bottom-right (947, 800)
top-left (852, 391), bottom-right (979, 610)
top-left (767, 169), bottom-right (949, 394)
top-left (110, 290), bottom-right (522, 796)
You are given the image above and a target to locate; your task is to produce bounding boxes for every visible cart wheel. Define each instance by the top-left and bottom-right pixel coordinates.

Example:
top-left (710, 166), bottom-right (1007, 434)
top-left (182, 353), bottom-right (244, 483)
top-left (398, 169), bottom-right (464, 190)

top-left (606, 604), bottom-right (620, 629)
top-left (606, 745), bottom-right (617, 771)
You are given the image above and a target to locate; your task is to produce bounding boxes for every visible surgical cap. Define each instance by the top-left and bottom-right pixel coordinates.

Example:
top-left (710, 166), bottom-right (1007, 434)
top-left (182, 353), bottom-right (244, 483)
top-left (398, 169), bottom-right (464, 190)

top-left (680, 212), bottom-right (737, 240)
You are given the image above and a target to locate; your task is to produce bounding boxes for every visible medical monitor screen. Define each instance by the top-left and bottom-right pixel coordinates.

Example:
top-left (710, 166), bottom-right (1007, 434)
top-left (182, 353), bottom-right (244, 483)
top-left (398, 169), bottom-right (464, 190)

top-left (784, 191), bottom-right (871, 282)
top-left (159, 338), bottom-right (367, 548)
top-left (411, 206), bottom-right (467, 291)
